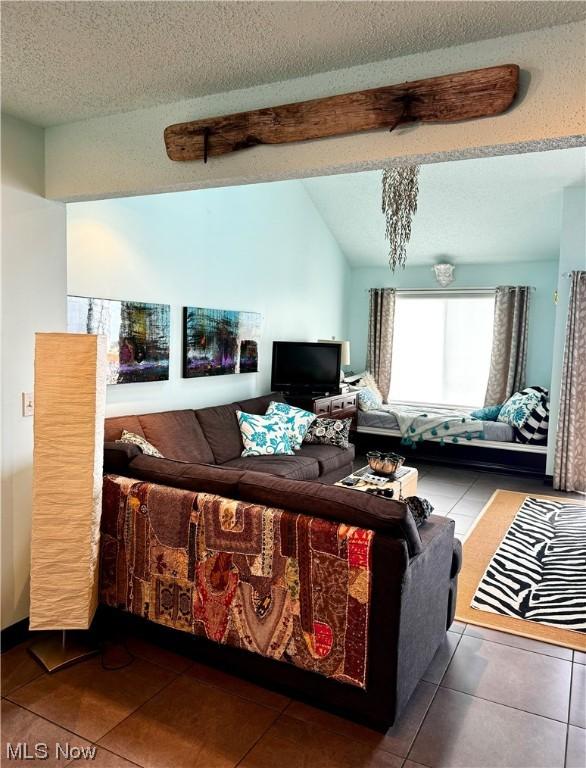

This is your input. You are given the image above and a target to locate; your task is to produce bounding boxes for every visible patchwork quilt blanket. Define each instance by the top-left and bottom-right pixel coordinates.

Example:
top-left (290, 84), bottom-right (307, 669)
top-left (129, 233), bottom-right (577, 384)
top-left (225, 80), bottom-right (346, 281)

top-left (100, 475), bottom-right (374, 689)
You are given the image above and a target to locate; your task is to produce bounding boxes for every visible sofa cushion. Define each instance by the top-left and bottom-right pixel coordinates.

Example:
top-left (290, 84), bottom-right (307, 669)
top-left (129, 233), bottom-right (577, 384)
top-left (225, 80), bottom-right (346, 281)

top-left (104, 415), bottom-right (145, 442)
top-left (450, 536), bottom-right (463, 579)
top-left (137, 410), bottom-right (214, 464)
top-left (194, 403), bottom-right (242, 464)
top-left (237, 392), bottom-right (285, 415)
top-left (222, 454), bottom-right (320, 481)
top-left (238, 472), bottom-right (422, 556)
top-left (104, 441), bottom-right (141, 473)
top-left (126, 455), bottom-right (244, 497)
top-left (297, 443), bottom-right (355, 475)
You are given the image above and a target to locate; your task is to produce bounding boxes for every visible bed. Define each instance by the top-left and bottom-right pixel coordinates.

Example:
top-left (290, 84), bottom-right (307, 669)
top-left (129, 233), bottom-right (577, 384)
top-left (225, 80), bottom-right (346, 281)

top-left (358, 409), bottom-right (515, 442)
top-left (354, 406), bottom-right (548, 476)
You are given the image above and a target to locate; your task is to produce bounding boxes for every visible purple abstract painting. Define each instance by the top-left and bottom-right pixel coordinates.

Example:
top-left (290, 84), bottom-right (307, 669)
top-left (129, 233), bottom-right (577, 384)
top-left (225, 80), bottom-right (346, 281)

top-left (183, 306), bottom-right (261, 378)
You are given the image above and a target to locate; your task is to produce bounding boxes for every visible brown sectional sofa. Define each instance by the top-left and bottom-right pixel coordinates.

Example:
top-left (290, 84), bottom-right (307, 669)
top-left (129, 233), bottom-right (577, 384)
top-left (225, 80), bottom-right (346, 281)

top-left (100, 392), bottom-right (461, 728)
top-left (104, 392), bottom-right (354, 483)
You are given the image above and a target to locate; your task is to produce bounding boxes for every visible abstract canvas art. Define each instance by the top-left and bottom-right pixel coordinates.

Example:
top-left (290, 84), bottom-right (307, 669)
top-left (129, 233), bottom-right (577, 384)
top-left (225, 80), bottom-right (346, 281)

top-left (183, 306), bottom-right (261, 378)
top-left (67, 296), bottom-right (170, 384)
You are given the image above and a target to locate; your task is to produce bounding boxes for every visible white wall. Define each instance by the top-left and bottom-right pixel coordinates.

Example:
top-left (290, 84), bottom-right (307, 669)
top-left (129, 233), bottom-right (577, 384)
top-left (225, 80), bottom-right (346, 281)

top-left (547, 186), bottom-right (586, 474)
top-left (67, 181), bottom-right (350, 416)
top-left (1, 113), bottom-right (67, 629)
top-left (46, 22), bottom-right (585, 202)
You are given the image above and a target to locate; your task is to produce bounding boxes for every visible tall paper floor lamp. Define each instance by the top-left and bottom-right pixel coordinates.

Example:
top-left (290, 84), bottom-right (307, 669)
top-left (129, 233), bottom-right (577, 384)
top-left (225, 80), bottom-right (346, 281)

top-left (29, 332), bottom-right (107, 672)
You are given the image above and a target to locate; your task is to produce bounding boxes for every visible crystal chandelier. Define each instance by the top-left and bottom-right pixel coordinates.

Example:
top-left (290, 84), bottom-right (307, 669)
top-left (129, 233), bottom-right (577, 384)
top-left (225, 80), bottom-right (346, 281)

top-left (381, 165), bottom-right (419, 271)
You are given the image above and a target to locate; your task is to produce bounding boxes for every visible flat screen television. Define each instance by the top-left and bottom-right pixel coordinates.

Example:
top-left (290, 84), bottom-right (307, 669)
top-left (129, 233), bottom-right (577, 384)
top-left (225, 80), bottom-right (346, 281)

top-left (271, 341), bottom-right (341, 394)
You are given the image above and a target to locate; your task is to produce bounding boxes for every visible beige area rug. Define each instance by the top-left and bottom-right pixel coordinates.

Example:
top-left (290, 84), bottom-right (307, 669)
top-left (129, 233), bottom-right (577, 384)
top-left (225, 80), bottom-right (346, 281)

top-left (455, 489), bottom-right (586, 652)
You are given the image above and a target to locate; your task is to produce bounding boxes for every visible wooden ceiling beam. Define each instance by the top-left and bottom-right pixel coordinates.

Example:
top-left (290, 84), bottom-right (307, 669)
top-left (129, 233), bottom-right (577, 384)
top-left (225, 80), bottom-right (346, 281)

top-left (164, 64), bottom-right (519, 162)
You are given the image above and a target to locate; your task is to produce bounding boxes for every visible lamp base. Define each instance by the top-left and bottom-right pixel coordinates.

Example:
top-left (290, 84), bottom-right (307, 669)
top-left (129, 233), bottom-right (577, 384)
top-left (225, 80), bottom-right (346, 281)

top-left (29, 631), bottom-right (99, 673)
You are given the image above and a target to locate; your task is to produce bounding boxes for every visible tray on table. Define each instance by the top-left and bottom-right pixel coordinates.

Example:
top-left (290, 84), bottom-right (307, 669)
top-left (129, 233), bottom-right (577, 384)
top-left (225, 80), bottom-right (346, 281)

top-left (335, 465), bottom-right (418, 499)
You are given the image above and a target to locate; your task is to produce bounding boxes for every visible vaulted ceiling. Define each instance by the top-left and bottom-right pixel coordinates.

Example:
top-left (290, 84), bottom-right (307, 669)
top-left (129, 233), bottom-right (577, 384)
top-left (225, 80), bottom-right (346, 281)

top-left (303, 148), bottom-right (586, 267)
top-left (2, 1), bottom-right (585, 126)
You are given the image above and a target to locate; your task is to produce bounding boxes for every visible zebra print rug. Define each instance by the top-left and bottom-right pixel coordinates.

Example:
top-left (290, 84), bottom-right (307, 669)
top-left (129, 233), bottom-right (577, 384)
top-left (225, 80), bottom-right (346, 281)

top-left (472, 496), bottom-right (586, 633)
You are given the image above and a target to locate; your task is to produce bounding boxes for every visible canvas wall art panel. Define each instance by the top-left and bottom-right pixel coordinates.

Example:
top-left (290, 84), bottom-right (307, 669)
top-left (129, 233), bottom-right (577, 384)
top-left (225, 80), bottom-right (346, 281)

top-left (67, 296), bottom-right (170, 384)
top-left (183, 306), bottom-right (261, 378)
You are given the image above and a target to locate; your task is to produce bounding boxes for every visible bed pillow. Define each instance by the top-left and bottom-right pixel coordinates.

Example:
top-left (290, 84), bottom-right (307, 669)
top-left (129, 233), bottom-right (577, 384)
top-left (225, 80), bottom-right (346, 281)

top-left (497, 390), bottom-right (542, 428)
top-left (513, 387), bottom-right (550, 444)
top-left (470, 404), bottom-right (503, 421)
top-left (118, 430), bottom-right (164, 458)
top-left (356, 387), bottom-right (383, 411)
top-left (352, 371), bottom-right (384, 411)
top-left (265, 401), bottom-right (316, 449)
top-left (515, 399), bottom-right (550, 444)
top-left (303, 417), bottom-right (351, 449)
top-left (236, 411), bottom-right (294, 457)
top-left (358, 372), bottom-right (384, 401)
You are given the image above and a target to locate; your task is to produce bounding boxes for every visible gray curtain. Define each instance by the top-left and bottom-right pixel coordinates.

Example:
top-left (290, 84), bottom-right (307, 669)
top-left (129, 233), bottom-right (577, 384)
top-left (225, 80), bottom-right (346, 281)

top-left (366, 288), bottom-right (396, 402)
top-left (484, 286), bottom-right (530, 406)
top-left (554, 271), bottom-right (586, 492)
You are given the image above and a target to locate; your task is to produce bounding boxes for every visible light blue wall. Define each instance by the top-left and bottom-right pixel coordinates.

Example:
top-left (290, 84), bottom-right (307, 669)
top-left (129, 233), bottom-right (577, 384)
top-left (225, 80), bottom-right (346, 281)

top-left (547, 186), bottom-right (586, 473)
top-left (67, 180), bottom-right (350, 416)
top-left (347, 260), bottom-right (559, 390)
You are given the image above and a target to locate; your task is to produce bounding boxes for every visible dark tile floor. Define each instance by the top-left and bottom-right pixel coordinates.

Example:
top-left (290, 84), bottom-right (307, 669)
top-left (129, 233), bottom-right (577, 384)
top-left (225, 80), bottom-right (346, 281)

top-left (2, 463), bottom-right (585, 768)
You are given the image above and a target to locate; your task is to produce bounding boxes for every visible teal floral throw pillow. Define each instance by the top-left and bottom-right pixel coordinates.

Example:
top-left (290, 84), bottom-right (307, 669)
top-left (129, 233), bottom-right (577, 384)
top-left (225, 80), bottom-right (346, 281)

top-left (497, 390), bottom-right (542, 428)
top-left (265, 401), bottom-right (316, 449)
top-left (470, 404), bottom-right (503, 421)
top-left (236, 411), bottom-right (294, 457)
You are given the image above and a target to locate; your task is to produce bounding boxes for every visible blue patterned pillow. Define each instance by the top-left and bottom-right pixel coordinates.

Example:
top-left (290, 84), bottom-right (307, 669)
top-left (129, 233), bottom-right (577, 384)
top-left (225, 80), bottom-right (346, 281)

top-left (236, 411), bottom-right (294, 457)
top-left (497, 391), bottom-right (542, 428)
top-left (356, 387), bottom-right (383, 412)
top-left (470, 404), bottom-right (503, 421)
top-left (265, 401), bottom-right (316, 450)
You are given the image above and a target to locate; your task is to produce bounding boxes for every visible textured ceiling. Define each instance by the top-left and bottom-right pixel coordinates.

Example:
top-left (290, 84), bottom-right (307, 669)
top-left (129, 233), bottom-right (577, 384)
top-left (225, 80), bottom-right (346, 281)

top-left (302, 148), bottom-right (586, 267)
top-left (2, 2), bottom-right (585, 127)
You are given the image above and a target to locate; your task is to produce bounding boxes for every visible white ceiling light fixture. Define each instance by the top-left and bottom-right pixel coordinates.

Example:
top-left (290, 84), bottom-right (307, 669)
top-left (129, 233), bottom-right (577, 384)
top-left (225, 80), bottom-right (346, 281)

top-left (382, 166), bottom-right (420, 272)
top-left (433, 263), bottom-right (455, 287)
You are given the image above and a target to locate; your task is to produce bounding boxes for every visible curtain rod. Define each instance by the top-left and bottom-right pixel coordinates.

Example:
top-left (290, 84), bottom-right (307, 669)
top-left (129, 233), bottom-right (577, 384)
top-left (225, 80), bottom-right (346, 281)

top-left (365, 287), bottom-right (535, 293)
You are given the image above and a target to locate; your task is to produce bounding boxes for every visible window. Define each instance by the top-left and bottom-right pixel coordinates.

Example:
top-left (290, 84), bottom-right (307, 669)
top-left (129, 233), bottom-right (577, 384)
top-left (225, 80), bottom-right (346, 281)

top-left (389, 292), bottom-right (495, 408)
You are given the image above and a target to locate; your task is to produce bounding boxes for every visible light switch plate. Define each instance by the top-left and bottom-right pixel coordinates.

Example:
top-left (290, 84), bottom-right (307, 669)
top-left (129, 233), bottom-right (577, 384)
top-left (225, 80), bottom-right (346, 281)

top-left (22, 392), bottom-right (34, 417)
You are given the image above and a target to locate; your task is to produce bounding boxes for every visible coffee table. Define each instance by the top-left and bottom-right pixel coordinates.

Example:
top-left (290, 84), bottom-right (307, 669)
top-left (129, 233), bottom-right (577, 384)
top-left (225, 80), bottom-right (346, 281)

top-left (335, 465), bottom-right (418, 500)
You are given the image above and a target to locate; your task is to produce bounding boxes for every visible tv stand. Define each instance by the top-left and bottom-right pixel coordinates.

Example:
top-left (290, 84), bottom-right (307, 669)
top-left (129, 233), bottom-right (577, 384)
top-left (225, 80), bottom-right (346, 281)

top-left (283, 392), bottom-right (357, 426)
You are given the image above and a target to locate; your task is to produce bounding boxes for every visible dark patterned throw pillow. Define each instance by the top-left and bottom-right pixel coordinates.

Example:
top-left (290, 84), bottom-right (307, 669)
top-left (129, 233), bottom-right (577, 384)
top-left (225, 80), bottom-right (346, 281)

top-left (404, 496), bottom-right (434, 527)
top-left (303, 418), bottom-right (351, 449)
